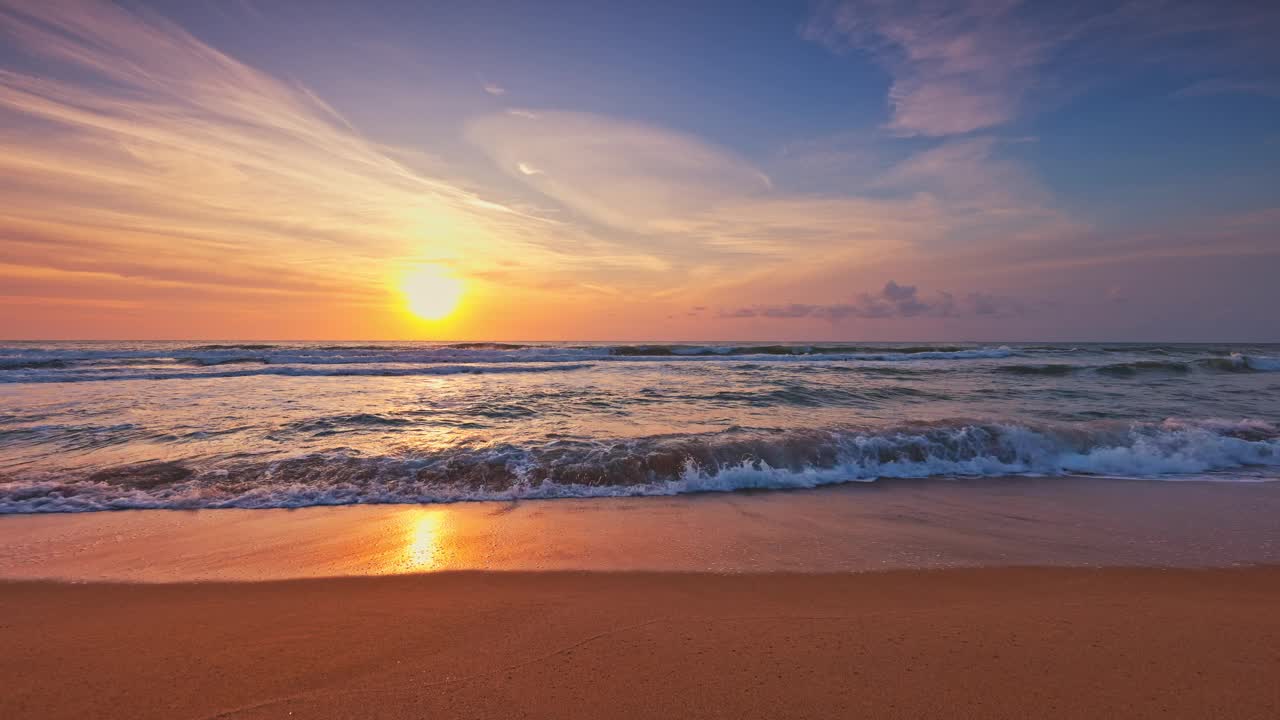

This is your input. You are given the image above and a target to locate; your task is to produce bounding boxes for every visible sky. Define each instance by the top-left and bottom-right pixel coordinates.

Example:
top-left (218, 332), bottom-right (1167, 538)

top-left (0, 0), bottom-right (1277, 341)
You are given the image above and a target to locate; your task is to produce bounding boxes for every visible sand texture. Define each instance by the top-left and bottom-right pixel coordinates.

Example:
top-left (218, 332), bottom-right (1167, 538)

top-left (3, 567), bottom-right (1279, 719)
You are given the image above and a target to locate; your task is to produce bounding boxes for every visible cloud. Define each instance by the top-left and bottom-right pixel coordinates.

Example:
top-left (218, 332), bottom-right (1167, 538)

top-left (804, 1), bottom-right (1280, 136)
top-left (804, 0), bottom-right (1059, 136)
top-left (465, 110), bottom-right (1081, 299)
top-left (883, 136), bottom-right (1059, 202)
top-left (482, 82), bottom-right (506, 96)
top-left (0, 0), bottom-right (580, 320)
top-left (467, 110), bottom-right (772, 230)
top-left (872, 136), bottom-right (1083, 250)
top-left (647, 194), bottom-right (936, 259)
top-left (722, 281), bottom-right (1027, 321)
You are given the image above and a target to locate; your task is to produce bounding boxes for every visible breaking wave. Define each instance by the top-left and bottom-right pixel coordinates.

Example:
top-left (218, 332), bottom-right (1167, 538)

top-left (3, 418), bottom-right (1276, 513)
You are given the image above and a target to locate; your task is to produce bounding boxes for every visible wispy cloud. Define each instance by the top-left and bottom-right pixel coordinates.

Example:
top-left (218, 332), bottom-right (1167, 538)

top-left (462, 101), bottom-right (1102, 327)
top-left (804, 0), bottom-right (1063, 136)
top-left (804, 0), bottom-right (1280, 136)
top-left (874, 136), bottom-right (1081, 246)
top-left (467, 110), bottom-right (772, 231)
top-left (645, 194), bottom-right (934, 262)
top-left (0, 0), bottom-right (573, 331)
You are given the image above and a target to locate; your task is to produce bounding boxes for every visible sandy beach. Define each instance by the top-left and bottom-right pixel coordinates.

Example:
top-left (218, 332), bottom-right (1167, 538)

top-left (1, 480), bottom-right (1279, 718)
top-left (3, 567), bottom-right (1278, 719)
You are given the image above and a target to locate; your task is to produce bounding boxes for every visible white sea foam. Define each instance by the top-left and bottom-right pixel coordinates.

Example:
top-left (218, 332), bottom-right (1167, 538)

top-left (3, 419), bottom-right (1276, 513)
top-left (1234, 353), bottom-right (1280, 372)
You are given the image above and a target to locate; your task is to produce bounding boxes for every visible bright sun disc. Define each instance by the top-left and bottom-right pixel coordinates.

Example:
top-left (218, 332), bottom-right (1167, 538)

top-left (401, 266), bottom-right (464, 321)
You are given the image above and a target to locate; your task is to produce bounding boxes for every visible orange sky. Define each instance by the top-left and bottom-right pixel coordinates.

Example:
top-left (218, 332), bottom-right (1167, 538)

top-left (1, 0), bottom-right (1277, 341)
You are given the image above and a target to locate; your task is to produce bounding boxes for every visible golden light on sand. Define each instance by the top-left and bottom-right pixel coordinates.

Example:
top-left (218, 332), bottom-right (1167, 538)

top-left (400, 265), bottom-right (464, 321)
top-left (405, 509), bottom-right (447, 570)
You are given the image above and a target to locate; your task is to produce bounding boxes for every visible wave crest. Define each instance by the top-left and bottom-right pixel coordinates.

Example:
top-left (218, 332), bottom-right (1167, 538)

top-left (3, 418), bottom-right (1276, 513)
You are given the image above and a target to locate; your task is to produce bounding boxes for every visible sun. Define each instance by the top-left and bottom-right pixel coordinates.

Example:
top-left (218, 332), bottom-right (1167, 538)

top-left (400, 265), bottom-right (464, 321)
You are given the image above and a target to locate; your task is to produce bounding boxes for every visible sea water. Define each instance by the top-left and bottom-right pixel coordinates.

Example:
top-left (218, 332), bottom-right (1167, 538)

top-left (1, 341), bottom-right (1277, 512)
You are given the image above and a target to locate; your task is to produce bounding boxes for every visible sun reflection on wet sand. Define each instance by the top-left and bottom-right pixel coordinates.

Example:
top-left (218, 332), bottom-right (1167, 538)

top-left (402, 508), bottom-right (450, 571)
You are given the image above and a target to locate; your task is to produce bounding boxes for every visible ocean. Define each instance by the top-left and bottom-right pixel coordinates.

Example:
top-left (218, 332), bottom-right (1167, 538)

top-left (1, 341), bottom-right (1277, 513)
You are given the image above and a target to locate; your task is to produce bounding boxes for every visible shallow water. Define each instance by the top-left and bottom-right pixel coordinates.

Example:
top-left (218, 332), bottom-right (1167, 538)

top-left (1, 341), bottom-right (1278, 512)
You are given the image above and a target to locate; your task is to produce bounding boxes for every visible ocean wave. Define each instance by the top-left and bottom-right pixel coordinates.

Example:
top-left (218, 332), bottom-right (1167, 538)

top-left (443, 342), bottom-right (532, 350)
top-left (995, 364), bottom-right (1077, 376)
top-left (7, 344), bottom-right (1280, 385)
top-left (167, 347), bottom-right (604, 366)
top-left (0, 344), bottom-right (1021, 381)
top-left (1097, 360), bottom-right (1193, 376)
top-left (1165, 355), bottom-right (1280, 374)
top-left (993, 355), bottom-right (1280, 377)
top-left (185, 344), bottom-right (278, 351)
top-left (0, 359), bottom-right (72, 370)
top-left (287, 413), bottom-right (415, 433)
top-left (1213, 353), bottom-right (1280, 372)
top-left (0, 363), bottom-right (595, 384)
top-left (177, 356), bottom-right (267, 366)
top-left (607, 344), bottom-right (978, 356)
top-left (3, 418), bottom-right (1276, 513)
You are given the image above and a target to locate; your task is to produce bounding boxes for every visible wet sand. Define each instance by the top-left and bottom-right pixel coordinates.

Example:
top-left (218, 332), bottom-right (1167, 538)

top-left (3, 567), bottom-right (1279, 719)
top-left (2, 477), bottom-right (1279, 581)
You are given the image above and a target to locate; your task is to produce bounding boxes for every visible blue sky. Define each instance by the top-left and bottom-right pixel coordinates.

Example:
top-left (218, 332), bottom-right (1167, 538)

top-left (0, 0), bottom-right (1277, 340)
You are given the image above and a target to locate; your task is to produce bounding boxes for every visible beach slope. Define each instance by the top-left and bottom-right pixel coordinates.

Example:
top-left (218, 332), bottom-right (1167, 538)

top-left (3, 567), bottom-right (1278, 719)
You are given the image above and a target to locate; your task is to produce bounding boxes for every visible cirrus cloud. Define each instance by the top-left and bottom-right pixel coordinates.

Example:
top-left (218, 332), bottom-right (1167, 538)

top-left (467, 110), bottom-right (772, 230)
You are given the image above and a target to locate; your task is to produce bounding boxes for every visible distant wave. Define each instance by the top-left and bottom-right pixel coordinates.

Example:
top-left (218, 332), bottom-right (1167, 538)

top-left (607, 344), bottom-right (982, 356)
top-left (994, 364), bottom-right (1078, 376)
top-left (4, 343), bottom-right (1018, 365)
top-left (0, 359), bottom-right (72, 371)
top-left (185, 344), bottom-right (280, 351)
top-left (994, 354), bottom-right (1280, 377)
top-left (0, 344), bottom-right (1021, 382)
top-left (0, 363), bottom-right (595, 384)
top-left (3, 418), bottom-right (1276, 513)
top-left (4, 343), bottom-right (1278, 384)
top-left (178, 356), bottom-right (267, 366)
top-left (1097, 360), bottom-right (1193, 376)
top-left (1006, 360), bottom-right (1195, 376)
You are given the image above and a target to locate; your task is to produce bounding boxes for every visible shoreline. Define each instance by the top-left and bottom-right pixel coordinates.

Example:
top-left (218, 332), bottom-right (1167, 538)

top-left (3, 475), bottom-right (1279, 582)
top-left (4, 469), bottom-right (1279, 515)
top-left (4, 566), bottom-right (1279, 719)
